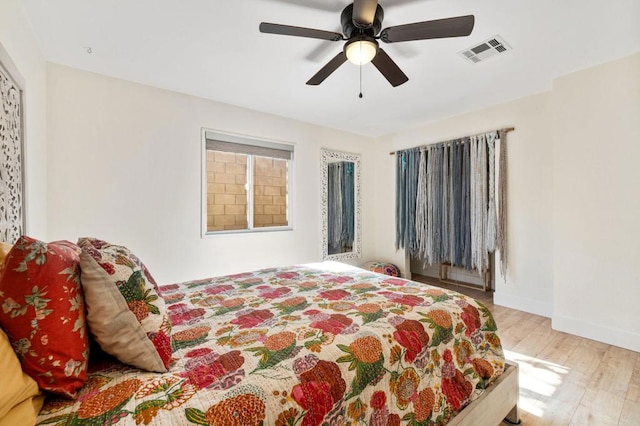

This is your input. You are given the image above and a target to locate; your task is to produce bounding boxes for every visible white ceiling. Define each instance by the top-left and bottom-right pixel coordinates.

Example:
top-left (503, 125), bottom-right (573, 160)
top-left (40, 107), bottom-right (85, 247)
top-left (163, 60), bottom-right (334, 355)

top-left (21, 0), bottom-right (640, 137)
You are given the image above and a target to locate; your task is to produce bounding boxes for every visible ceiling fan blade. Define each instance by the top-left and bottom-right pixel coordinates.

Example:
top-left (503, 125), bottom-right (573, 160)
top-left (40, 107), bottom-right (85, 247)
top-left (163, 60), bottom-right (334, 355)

top-left (353, 0), bottom-right (379, 28)
top-left (259, 22), bottom-right (343, 41)
top-left (306, 52), bottom-right (348, 85)
top-left (380, 15), bottom-right (475, 43)
top-left (371, 48), bottom-right (408, 87)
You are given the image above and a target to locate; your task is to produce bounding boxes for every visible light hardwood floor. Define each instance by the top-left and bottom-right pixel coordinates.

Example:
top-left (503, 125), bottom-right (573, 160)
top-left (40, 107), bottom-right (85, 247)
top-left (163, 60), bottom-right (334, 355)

top-left (412, 274), bottom-right (640, 426)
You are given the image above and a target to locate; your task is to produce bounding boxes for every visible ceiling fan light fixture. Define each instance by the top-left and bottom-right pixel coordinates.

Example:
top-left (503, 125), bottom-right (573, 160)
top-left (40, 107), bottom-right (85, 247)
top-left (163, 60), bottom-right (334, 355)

top-left (344, 36), bottom-right (378, 65)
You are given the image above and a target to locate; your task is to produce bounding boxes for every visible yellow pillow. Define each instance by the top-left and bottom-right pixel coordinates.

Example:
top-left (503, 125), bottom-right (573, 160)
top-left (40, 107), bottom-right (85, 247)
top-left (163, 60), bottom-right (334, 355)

top-left (0, 242), bottom-right (12, 272)
top-left (0, 328), bottom-right (44, 426)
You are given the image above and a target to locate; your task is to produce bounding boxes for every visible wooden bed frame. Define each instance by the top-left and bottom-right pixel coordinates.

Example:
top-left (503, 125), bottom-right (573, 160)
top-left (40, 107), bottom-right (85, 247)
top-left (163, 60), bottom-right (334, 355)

top-left (451, 361), bottom-right (520, 426)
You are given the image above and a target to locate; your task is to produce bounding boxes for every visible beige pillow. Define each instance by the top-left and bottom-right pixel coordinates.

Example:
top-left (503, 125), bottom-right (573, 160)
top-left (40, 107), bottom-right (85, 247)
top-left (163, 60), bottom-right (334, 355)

top-left (78, 238), bottom-right (172, 372)
top-left (0, 328), bottom-right (44, 426)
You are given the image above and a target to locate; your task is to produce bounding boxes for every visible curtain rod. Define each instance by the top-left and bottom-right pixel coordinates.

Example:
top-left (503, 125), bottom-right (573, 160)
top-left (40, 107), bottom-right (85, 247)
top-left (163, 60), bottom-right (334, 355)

top-left (388, 127), bottom-right (515, 155)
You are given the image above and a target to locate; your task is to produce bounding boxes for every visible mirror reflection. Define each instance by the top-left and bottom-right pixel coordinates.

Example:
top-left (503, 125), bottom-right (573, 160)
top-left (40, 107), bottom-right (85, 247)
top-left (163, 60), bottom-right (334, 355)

top-left (327, 161), bottom-right (355, 254)
top-left (321, 149), bottom-right (361, 261)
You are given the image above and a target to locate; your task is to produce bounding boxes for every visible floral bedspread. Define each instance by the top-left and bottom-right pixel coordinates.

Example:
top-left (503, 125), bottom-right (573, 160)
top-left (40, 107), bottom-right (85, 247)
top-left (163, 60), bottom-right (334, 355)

top-left (36, 263), bottom-right (504, 426)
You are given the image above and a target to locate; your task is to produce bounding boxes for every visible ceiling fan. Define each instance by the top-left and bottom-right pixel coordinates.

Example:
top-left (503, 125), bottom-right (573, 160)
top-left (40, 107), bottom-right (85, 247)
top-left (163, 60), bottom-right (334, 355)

top-left (259, 0), bottom-right (475, 87)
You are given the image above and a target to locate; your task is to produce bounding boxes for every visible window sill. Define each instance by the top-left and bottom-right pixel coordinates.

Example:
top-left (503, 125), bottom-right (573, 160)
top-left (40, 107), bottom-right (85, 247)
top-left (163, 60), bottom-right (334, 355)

top-left (202, 226), bottom-right (294, 238)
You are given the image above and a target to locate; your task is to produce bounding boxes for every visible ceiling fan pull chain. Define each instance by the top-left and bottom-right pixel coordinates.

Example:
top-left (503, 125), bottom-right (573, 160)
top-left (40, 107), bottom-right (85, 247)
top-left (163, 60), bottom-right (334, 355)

top-left (358, 39), bottom-right (362, 99)
top-left (359, 64), bottom-right (363, 98)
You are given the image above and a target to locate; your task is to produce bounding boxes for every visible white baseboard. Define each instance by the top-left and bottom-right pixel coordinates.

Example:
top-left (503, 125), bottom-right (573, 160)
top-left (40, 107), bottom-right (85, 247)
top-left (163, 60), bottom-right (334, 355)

top-left (552, 314), bottom-right (640, 353)
top-left (493, 292), bottom-right (553, 318)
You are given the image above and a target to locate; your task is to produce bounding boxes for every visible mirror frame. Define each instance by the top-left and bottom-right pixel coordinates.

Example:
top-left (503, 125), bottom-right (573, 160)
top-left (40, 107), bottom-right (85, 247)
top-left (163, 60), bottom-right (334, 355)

top-left (321, 148), bottom-right (361, 261)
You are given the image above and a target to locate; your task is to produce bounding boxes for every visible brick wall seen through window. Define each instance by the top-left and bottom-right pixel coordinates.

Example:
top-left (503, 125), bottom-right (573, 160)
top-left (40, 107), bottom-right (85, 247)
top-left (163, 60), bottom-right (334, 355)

top-left (206, 151), bottom-right (289, 232)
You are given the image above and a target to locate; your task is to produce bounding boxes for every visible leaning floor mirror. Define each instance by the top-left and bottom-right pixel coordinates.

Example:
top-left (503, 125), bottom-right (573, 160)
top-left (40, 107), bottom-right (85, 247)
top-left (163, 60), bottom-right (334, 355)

top-left (321, 148), bottom-right (361, 261)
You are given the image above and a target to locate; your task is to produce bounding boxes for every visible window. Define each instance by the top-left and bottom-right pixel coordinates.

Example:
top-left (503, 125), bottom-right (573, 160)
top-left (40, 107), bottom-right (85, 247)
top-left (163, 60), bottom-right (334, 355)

top-left (202, 130), bottom-right (294, 235)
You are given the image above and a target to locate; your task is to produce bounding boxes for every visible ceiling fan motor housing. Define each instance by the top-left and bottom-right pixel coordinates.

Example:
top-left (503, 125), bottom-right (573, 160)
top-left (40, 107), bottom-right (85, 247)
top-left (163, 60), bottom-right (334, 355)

top-left (341, 3), bottom-right (384, 38)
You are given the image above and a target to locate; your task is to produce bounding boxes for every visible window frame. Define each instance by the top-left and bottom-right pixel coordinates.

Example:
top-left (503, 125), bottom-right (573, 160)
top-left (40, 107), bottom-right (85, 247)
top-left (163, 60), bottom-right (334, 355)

top-left (201, 129), bottom-right (295, 237)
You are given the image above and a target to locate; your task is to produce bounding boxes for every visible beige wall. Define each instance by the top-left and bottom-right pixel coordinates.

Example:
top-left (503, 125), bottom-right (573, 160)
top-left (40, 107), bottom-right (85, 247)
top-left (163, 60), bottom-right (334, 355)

top-left (0, 0), bottom-right (48, 239)
top-left (375, 52), bottom-right (640, 352)
top-left (552, 53), bottom-right (640, 351)
top-left (46, 64), bottom-right (375, 284)
top-left (46, 53), bottom-right (638, 350)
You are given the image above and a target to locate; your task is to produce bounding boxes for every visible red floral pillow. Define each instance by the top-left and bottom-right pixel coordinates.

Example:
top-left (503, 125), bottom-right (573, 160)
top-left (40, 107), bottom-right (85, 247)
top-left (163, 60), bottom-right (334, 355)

top-left (77, 237), bottom-right (172, 372)
top-left (0, 236), bottom-right (89, 398)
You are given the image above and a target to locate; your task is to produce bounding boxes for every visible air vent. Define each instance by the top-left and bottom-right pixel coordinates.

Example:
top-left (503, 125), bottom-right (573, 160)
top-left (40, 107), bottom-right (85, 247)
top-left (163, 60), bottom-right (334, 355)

top-left (459, 35), bottom-right (511, 64)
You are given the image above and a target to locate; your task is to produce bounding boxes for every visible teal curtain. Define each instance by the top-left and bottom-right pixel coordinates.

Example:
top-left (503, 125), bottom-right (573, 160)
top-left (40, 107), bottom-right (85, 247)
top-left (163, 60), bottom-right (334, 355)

top-left (395, 149), bottom-right (420, 255)
top-left (395, 133), bottom-right (499, 273)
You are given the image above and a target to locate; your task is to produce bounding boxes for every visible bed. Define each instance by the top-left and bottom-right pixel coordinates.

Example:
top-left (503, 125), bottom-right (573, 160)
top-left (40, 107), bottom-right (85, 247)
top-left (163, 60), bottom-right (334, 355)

top-left (32, 261), bottom-right (518, 426)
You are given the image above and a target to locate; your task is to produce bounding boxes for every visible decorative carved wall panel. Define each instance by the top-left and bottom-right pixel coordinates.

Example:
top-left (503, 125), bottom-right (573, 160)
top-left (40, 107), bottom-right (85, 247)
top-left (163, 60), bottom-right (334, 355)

top-left (0, 61), bottom-right (24, 243)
